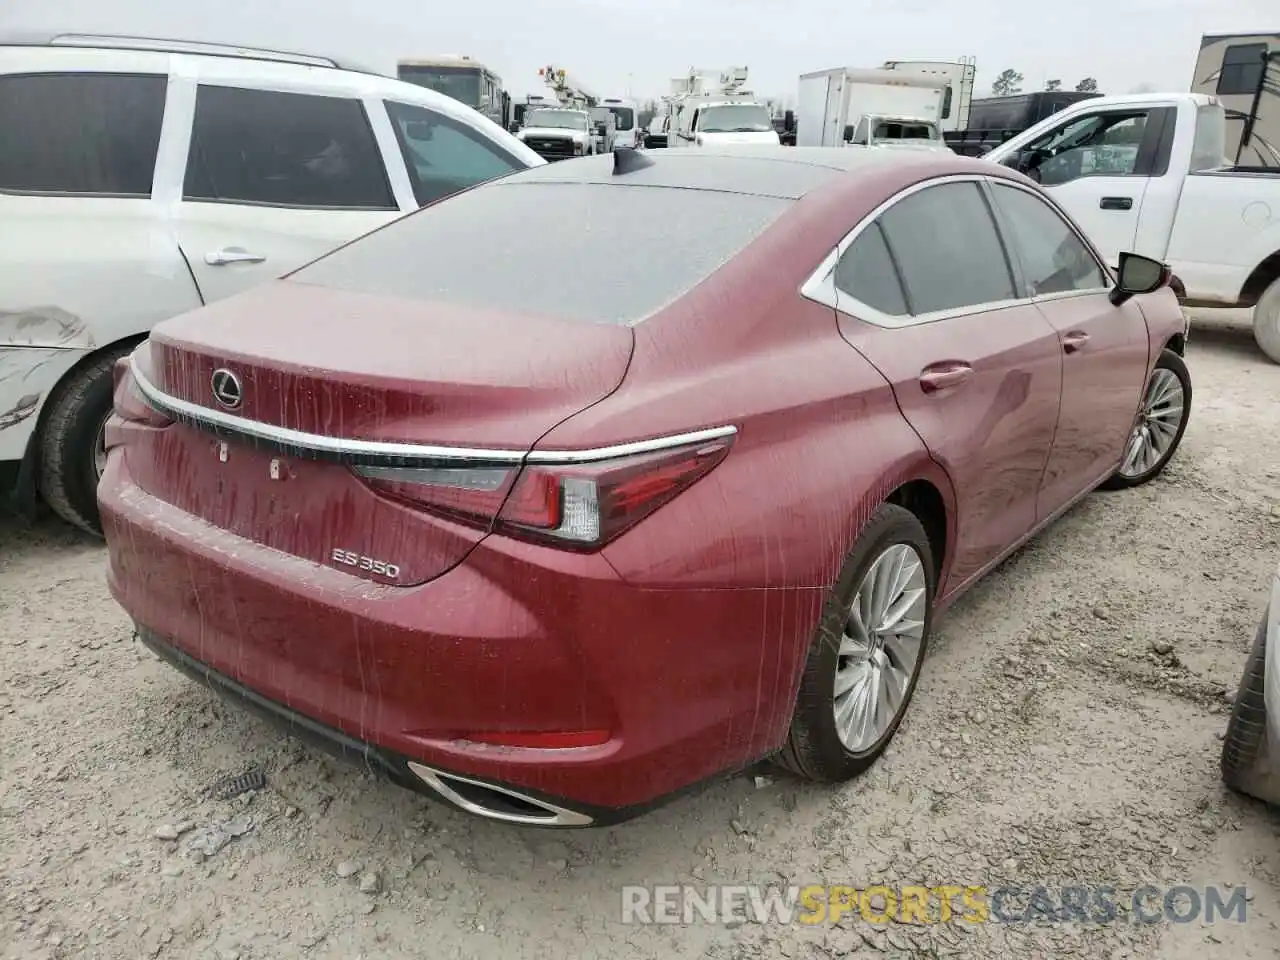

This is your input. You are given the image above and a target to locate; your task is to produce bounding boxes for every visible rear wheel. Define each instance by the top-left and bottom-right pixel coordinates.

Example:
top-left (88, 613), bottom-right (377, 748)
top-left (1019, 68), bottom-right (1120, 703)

top-left (1099, 348), bottom-right (1191, 490)
top-left (1254, 276), bottom-right (1280, 364)
top-left (1221, 610), bottom-right (1280, 805)
top-left (777, 504), bottom-right (935, 782)
top-left (38, 346), bottom-right (133, 537)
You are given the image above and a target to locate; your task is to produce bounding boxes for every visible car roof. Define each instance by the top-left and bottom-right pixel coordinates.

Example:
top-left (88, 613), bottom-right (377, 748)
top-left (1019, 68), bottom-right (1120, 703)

top-left (496, 146), bottom-right (964, 200)
top-left (0, 30), bottom-right (377, 73)
top-left (0, 32), bottom-right (544, 166)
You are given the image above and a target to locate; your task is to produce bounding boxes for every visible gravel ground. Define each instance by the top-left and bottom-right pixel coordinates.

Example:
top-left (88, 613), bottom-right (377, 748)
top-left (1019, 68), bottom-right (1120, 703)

top-left (3, 310), bottom-right (1280, 960)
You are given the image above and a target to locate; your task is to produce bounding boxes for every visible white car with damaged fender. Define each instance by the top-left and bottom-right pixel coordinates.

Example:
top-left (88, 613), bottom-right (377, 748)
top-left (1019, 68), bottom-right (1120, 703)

top-left (0, 31), bottom-right (541, 534)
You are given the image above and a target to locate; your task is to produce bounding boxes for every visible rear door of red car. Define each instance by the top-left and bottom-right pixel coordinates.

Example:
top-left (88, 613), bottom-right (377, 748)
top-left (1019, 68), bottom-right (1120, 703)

top-left (817, 176), bottom-right (1064, 594)
top-left (985, 180), bottom-right (1151, 520)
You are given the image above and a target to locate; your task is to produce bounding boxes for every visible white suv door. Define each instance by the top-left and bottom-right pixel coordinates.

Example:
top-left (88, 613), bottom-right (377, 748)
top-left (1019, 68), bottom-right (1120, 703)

top-left (169, 81), bottom-right (406, 303)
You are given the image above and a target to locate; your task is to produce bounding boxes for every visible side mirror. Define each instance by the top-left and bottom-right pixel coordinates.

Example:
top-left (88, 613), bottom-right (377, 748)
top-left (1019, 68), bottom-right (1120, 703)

top-left (1109, 252), bottom-right (1170, 306)
top-left (783, 109), bottom-right (795, 133)
top-left (843, 124), bottom-right (855, 142)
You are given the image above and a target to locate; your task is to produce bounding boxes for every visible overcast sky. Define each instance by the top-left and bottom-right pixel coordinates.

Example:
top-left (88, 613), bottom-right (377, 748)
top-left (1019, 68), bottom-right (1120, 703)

top-left (3, 0), bottom-right (1274, 102)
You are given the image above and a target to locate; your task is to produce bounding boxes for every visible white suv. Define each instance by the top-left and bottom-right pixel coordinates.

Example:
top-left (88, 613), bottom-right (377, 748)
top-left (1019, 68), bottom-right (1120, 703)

top-left (0, 32), bottom-right (543, 534)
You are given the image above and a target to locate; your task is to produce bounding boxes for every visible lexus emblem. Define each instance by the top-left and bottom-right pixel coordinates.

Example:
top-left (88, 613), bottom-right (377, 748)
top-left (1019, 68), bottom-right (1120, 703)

top-left (210, 368), bottom-right (243, 410)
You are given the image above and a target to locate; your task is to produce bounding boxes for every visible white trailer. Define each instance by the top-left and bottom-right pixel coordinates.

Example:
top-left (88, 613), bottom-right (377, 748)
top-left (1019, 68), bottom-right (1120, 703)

top-left (797, 68), bottom-right (948, 147)
top-left (880, 57), bottom-right (977, 133)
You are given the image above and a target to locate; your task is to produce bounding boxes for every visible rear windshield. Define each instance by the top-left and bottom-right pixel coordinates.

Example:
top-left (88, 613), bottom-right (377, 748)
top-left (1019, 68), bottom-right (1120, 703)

top-left (290, 182), bottom-right (789, 324)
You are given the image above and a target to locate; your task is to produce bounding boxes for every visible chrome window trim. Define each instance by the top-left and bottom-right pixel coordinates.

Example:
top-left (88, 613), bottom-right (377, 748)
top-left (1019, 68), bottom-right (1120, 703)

top-left (129, 356), bottom-right (737, 465)
top-left (801, 173), bottom-right (1114, 327)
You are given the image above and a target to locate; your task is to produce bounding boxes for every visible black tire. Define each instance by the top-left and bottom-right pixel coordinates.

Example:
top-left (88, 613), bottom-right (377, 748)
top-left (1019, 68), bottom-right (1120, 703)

top-left (1099, 347), bottom-right (1191, 491)
top-left (38, 345), bottom-right (134, 537)
top-left (1253, 275), bottom-right (1280, 364)
top-left (776, 503), bottom-right (936, 782)
top-left (1221, 610), bottom-right (1280, 805)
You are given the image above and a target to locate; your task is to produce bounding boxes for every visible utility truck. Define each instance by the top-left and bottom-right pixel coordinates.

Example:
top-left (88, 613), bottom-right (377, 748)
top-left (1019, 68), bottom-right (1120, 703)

top-left (665, 67), bottom-right (781, 148)
top-left (881, 57), bottom-right (977, 133)
top-left (796, 68), bottom-right (949, 150)
top-left (516, 106), bottom-right (598, 161)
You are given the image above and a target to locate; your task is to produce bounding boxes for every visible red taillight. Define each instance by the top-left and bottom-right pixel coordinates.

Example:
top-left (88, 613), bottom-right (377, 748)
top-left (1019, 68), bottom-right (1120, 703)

top-left (354, 464), bottom-right (554, 527)
top-left (112, 357), bottom-right (173, 428)
top-left (353, 436), bottom-right (733, 549)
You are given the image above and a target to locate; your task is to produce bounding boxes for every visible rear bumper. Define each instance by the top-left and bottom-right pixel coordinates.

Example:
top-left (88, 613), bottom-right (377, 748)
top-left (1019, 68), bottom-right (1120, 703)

top-left (135, 625), bottom-right (655, 826)
top-left (100, 452), bottom-right (812, 822)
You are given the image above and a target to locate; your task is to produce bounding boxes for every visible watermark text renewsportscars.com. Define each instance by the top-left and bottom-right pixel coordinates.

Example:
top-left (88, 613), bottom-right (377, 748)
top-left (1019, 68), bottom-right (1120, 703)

top-left (621, 884), bottom-right (1251, 926)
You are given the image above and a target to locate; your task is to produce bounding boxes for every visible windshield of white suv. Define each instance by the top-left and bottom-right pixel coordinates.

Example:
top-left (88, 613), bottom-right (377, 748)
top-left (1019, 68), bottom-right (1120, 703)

top-left (698, 105), bottom-right (774, 134)
top-left (526, 110), bottom-right (588, 131)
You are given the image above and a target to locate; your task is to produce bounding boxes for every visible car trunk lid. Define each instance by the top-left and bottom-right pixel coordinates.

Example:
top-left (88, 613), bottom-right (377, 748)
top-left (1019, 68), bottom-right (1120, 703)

top-left (129, 280), bottom-right (633, 585)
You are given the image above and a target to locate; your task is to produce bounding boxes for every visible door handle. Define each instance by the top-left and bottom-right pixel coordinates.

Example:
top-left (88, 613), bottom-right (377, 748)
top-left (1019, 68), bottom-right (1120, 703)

top-left (1099, 196), bottom-right (1133, 210)
top-left (205, 247), bottom-right (267, 266)
top-left (1062, 331), bottom-right (1091, 353)
top-left (919, 362), bottom-right (974, 394)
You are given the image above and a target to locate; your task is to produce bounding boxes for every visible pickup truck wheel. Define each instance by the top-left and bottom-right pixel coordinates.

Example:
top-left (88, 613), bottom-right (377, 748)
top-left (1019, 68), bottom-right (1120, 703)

top-left (38, 346), bottom-right (132, 537)
top-left (1220, 610), bottom-right (1280, 805)
top-left (1099, 348), bottom-right (1191, 490)
top-left (1254, 277), bottom-right (1280, 364)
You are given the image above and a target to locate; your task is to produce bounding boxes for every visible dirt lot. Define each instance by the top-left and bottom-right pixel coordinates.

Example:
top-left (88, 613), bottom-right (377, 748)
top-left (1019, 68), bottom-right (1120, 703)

top-left (3, 311), bottom-right (1280, 960)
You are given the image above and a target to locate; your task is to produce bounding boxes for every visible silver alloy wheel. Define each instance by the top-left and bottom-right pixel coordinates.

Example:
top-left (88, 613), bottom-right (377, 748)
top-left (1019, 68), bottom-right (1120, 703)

top-left (92, 415), bottom-right (109, 480)
top-left (1119, 368), bottom-right (1185, 478)
top-left (833, 543), bottom-right (928, 753)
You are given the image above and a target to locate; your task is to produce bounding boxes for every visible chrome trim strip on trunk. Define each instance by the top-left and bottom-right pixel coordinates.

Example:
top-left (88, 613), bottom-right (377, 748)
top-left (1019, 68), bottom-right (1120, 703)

top-left (129, 356), bottom-right (737, 465)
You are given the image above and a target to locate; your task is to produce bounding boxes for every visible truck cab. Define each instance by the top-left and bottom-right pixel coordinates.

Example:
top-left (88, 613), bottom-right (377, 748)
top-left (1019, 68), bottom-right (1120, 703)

top-left (671, 100), bottom-right (781, 147)
top-left (985, 92), bottom-right (1280, 361)
top-left (516, 107), bottom-right (596, 160)
top-left (848, 115), bottom-right (952, 152)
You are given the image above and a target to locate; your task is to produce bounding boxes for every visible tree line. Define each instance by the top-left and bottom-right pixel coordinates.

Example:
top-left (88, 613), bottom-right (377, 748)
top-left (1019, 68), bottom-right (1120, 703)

top-left (991, 69), bottom-right (1098, 96)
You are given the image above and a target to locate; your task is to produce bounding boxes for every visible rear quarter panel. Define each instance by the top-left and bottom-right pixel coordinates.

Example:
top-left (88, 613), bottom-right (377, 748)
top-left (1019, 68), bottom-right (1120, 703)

top-left (535, 159), bottom-right (985, 594)
top-left (593, 303), bottom-right (949, 592)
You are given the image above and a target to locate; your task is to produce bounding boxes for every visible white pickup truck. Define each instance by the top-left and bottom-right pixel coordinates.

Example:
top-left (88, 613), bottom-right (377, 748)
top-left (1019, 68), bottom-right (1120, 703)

top-left (984, 93), bottom-right (1280, 361)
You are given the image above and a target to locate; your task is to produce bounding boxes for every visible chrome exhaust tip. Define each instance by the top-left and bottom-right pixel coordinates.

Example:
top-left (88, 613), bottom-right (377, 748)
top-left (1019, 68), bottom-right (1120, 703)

top-left (407, 762), bottom-right (594, 827)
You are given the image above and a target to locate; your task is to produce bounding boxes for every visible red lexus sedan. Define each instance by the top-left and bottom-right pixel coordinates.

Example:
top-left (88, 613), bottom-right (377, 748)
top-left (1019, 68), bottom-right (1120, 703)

top-left (100, 147), bottom-right (1192, 827)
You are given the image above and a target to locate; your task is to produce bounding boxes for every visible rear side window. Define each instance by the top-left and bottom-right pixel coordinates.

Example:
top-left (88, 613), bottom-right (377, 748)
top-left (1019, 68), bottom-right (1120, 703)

top-left (184, 85), bottom-right (395, 209)
top-left (878, 182), bottom-right (1015, 314)
top-left (291, 182), bottom-right (789, 324)
top-left (384, 100), bottom-right (523, 207)
top-left (0, 73), bottom-right (166, 196)
top-left (833, 223), bottom-right (908, 316)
